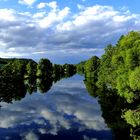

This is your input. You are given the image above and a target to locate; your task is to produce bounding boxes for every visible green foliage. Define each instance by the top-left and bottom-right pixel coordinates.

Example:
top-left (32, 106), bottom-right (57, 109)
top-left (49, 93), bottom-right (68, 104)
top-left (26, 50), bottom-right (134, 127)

top-left (97, 44), bottom-right (115, 87)
top-left (130, 128), bottom-right (140, 140)
top-left (76, 31), bottom-right (140, 103)
top-left (0, 58), bottom-right (7, 69)
top-left (37, 58), bottom-right (53, 77)
top-left (123, 109), bottom-right (140, 127)
top-left (129, 67), bottom-right (140, 91)
top-left (116, 73), bottom-right (134, 103)
top-left (76, 60), bottom-right (86, 75)
top-left (84, 56), bottom-right (100, 82)
top-left (97, 31), bottom-right (140, 102)
top-left (63, 63), bottom-right (76, 77)
top-left (0, 58), bottom-right (36, 77)
top-left (26, 61), bottom-right (37, 77)
top-left (53, 64), bottom-right (64, 76)
top-left (117, 31), bottom-right (140, 50)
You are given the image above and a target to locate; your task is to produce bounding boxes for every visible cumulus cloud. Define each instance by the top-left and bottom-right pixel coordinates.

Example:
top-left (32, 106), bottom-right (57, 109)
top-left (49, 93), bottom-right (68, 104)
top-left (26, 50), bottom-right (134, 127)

top-left (0, 9), bottom-right (16, 21)
top-left (37, 5), bottom-right (70, 28)
top-left (46, 1), bottom-right (57, 11)
top-left (37, 2), bottom-right (47, 9)
top-left (18, 0), bottom-right (36, 6)
top-left (0, 4), bottom-right (140, 62)
top-left (37, 1), bottom-right (58, 10)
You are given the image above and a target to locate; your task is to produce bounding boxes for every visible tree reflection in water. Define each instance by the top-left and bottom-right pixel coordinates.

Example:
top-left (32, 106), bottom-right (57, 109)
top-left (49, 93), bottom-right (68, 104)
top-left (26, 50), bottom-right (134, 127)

top-left (0, 76), bottom-right (26, 103)
top-left (0, 70), bottom-right (76, 104)
top-left (84, 77), bottom-right (140, 140)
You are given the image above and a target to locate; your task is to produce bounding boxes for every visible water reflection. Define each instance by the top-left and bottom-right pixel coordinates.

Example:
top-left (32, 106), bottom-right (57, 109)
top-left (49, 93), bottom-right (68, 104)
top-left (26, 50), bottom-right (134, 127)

top-left (37, 77), bottom-right (53, 94)
top-left (0, 75), bottom-right (112, 140)
top-left (0, 76), bottom-right (26, 103)
top-left (84, 77), bottom-right (133, 140)
top-left (24, 77), bottom-right (37, 94)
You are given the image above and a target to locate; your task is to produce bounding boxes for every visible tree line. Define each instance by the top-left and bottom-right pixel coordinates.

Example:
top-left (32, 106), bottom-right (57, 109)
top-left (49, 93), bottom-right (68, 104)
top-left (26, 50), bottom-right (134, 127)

top-left (0, 58), bottom-right (76, 80)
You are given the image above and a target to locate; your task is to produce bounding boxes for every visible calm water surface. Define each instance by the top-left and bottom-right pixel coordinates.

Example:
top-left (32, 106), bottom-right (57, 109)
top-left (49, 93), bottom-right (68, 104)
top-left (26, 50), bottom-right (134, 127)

top-left (0, 75), bottom-right (113, 140)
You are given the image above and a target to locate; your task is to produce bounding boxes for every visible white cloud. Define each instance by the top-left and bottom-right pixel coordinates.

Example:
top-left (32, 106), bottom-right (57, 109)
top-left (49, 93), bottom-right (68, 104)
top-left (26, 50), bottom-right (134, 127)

top-left (33, 12), bottom-right (46, 18)
top-left (37, 6), bottom-right (70, 28)
top-left (37, 2), bottom-right (47, 9)
top-left (38, 12), bottom-right (57, 28)
top-left (57, 5), bottom-right (138, 31)
top-left (46, 1), bottom-right (57, 11)
top-left (0, 5), bottom-right (140, 62)
top-left (18, 0), bottom-right (36, 6)
top-left (0, 9), bottom-right (16, 21)
top-left (58, 7), bottom-right (70, 20)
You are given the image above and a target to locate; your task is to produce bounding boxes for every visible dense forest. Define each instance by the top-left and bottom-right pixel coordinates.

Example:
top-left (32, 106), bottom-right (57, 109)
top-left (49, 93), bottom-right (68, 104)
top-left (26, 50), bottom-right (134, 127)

top-left (76, 31), bottom-right (140, 139)
top-left (0, 31), bottom-right (140, 139)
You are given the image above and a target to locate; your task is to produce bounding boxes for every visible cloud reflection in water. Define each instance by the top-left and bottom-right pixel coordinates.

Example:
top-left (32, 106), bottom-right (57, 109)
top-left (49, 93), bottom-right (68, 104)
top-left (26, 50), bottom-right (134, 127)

top-left (0, 75), bottom-right (112, 140)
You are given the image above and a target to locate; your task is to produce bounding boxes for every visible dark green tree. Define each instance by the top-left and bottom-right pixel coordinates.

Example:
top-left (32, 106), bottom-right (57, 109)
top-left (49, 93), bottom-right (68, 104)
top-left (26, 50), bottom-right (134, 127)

top-left (84, 56), bottom-right (100, 82)
top-left (26, 61), bottom-right (37, 78)
top-left (63, 63), bottom-right (76, 77)
top-left (76, 60), bottom-right (86, 75)
top-left (37, 58), bottom-right (53, 78)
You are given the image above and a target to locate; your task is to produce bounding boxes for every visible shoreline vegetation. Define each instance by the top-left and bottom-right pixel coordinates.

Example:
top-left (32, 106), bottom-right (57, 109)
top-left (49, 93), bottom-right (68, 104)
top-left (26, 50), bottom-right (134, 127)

top-left (0, 31), bottom-right (140, 139)
top-left (77, 31), bottom-right (140, 139)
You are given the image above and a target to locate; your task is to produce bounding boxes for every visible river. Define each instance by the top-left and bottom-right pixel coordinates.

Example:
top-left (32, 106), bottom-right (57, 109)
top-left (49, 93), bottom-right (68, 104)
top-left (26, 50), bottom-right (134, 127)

top-left (0, 74), bottom-right (113, 140)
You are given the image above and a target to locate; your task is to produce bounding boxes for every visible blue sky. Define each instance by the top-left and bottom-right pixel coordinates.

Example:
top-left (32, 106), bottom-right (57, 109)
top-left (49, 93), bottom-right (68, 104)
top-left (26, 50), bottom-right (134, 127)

top-left (0, 0), bottom-right (140, 63)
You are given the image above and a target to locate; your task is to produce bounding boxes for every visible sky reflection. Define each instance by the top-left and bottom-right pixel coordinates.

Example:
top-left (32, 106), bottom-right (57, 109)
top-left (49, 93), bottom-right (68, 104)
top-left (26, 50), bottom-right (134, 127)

top-left (0, 75), bottom-right (112, 140)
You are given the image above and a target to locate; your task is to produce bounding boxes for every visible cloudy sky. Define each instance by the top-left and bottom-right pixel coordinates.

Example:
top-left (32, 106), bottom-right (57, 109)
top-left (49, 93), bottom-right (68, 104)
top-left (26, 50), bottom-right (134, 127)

top-left (0, 0), bottom-right (140, 63)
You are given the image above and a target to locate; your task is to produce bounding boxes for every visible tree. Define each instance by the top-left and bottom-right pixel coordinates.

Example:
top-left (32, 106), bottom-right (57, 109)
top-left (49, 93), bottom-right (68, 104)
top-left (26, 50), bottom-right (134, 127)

top-left (26, 61), bottom-right (37, 77)
top-left (84, 56), bottom-right (100, 82)
top-left (129, 67), bottom-right (140, 91)
top-left (97, 44), bottom-right (115, 87)
top-left (37, 58), bottom-right (53, 78)
top-left (97, 31), bottom-right (140, 102)
top-left (76, 60), bottom-right (86, 75)
top-left (63, 63), bottom-right (76, 77)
